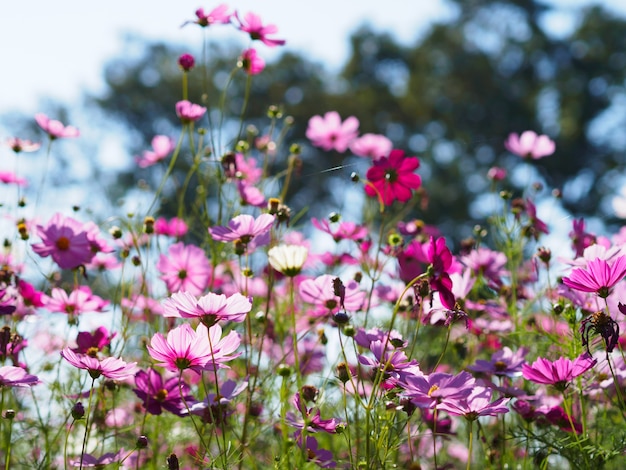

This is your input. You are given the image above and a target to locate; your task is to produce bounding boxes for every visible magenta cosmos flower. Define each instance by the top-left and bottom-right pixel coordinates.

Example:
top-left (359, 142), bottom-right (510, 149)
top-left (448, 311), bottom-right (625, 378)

top-left (306, 111), bottom-right (359, 153)
top-left (136, 135), bottom-right (174, 168)
top-left (400, 371), bottom-right (476, 409)
top-left (349, 133), bottom-right (392, 160)
top-left (163, 291), bottom-right (252, 326)
top-left (157, 242), bottom-right (211, 295)
top-left (209, 213), bottom-right (274, 251)
top-left (35, 113), bottom-right (79, 139)
top-left (239, 48), bottom-right (265, 75)
top-left (522, 353), bottom-right (596, 391)
top-left (0, 171), bottom-right (27, 187)
top-left (155, 217), bottom-right (188, 237)
top-left (437, 386), bottom-right (510, 421)
top-left (184, 4), bottom-right (232, 27)
top-left (0, 366), bottom-right (39, 388)
top-left (235, 11), bottom-right (286, 47)
top-left (133, 368), bottom-right (195, 416)
top-left (365, 149), bottom-right (421, 206)
top-left (504, 130), bottom-right (555, 159)
top-left (562, 255), bottom-right (626, 298)
top-left (32, 213), bottom-right (96, 270)
top-left (175, 100), bottom-right (206, 123)
top-left (61, 347), bottom-right (138, 380)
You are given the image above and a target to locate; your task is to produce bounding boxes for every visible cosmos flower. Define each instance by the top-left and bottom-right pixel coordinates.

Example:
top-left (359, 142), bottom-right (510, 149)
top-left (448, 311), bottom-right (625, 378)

top-left (0, 366), bottom-right (39, 388)
top-left (162, 291), bottom-right (252, 326)
top-left (522, 353), bottom-right (596, 391)
top-left (185, 5), bottom-right (232, 27)
top-left (239, 48), bottom-right (265, 75)
top-left (175, 100), bottom-right (206, 123)
top-left (61, 348), bottom-right (138, 380)
top-left (35, 113), bottom-right (79, 139)
top-left (136, 135), bottom-right (175, 168)
top-left (209, 213), bottom-right (274, 251)
top-left (5, 137), bottom-right (40, 153)
top-left (562, 256), bottom-right (626, 298)
top-left (349, 133), bottom-right (392, 160)
top-left (267, 244), bottom-right (308, 277)
top-left (365, 149), bottom-right (421, 206)
top-left (235, 11), bottom-right (286, 47)
top-left (299, 274), bottom-right (365, 316)
top-left (133, 368), bottom-right (195, 416)
top-left (436, 386), bottom-right (510, 421)
top-left (306, 111), bottom-right (359, 153)
top-left (504, 130), bottom-right (555, 159)
top-left (157, 242), bottom-right (211, 295)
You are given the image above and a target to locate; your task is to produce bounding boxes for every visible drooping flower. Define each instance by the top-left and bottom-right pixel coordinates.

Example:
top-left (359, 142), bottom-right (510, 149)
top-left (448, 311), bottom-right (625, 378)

top-left (580, 311), bottom-right (620, 354)
top-left (209, 214), bottom-right (274, 253)
top-left (61, 348), bottom-right (138, 380)
top-left (32, 213), bottom-right (96, 270)
top-left (35, 113), bottom-right (80, 139)
top-left (235, 11), bottom-right (286, 47)
top-left (162, 291), bottom-right (252, 326)
top-left (365, 149), bottom-right (421, 206)
top-left (157, 242), bottom-right (211, 295)
top-left (133, 368), bottom-right (195, 416)
top-left (504, 130), bottom-right (555, 159)
top-left (239, 48), bottom-right (265, 75)
top-left (562, 256), bottom-right (626, 298)
top-left (522, 353), bottom-right (596, 391)
top-left (0, 366), bottom-right (39, 388)
top-left (569, 218), bottom-right (596, 258)
top-left (136, 135), bottom-right (175, 168)
top-left (306, 111), bottom-right (359, 153)
top-left (268, 244), bottom-right (308, 277)
top-left (175, 100), bottom-right (206, 123)
top-left (349, 133), bottom-right (392, 160)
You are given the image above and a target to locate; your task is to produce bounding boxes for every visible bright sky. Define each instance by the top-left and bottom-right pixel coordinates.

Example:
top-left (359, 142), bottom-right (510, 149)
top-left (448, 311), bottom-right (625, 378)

top-left (1, 0), bottom-right (625, 114)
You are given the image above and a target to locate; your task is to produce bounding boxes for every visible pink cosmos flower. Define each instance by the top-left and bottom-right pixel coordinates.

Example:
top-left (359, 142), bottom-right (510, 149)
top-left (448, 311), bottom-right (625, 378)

top-left (349, 133), bottom-right (392, 159)
top-left (136, 135), bottom-right (175, 168)
top-left (5, 137), bottom-right (40, 153)
top-left (287, 392), bottom-right (342, 435)
top-left (175, 100), bottom-right (206, 123)
top-left (237, 180), bottom-right (266, 207)
top-left (311, 218), bottom-right (368, 242)
top-left (469, 346), bottom-right (528, 378)
top-left (32, 213), bottom-right (96, 270)
top-left (239, 48), bottom-right (265, 75)
top-left (60, 347), bottom-right (137, 380)
top-left (235, 11), bottom-right (286, 47)
top-left (306, 111), bottom-right (359, 152)
top-left (209, 213), bottom-right (274, 251)
top-left (222, 153), bottom-right (262, 184)
top-left (562, 255), bottom-right (626, 298)
top-left (437, 386), bottom-right (510, 421)
top-left (461, 247), bottom-right (508, 288)
top-left (0, 171), bottom-right (27, 187)
top-left (69, 449), bottom-right (124, 468)
top-left (162, 291), bottom-right (252, 326)
top-left (365, 149), bottom-right (421, 206)
top-left (487, 166), bottom-right (507, 181)
top-left (44, 286), bottom-right (108, 316)
top-left (299, 274), bottom-right (365, 316)
top-left (157, 242), bottom-right (211, 295)
top-left (0, 365), bottom-right (39, 388)
top-left (522, 353), bottom-right (596, 391)
top-left (184, 4), bottom-right (232, 27)
top-left (133, 368), bottom-right (195, 416)
top-left (504, 130), bottom-right (555, 159)
top-left (35, 113), bottom-right (79, 139)
top-left (401, 371), bottom-right (476, 409)
top-left (154, 217), bottom-right (188, 237)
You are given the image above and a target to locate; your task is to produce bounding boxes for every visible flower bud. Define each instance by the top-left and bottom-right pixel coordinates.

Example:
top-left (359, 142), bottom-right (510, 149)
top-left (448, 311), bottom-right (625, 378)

top-left (136, 435), bottom-right (149, 449)
top-left (72, 402), bottom-right (85, 420)
top-left (178, 53), bottom-right (195, 71)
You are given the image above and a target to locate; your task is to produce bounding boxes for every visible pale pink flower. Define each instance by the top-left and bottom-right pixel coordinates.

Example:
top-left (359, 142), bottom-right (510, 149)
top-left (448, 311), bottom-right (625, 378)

top-left (35, 113), bottom-right (79, 139)
top-left (299, 274), bottom-right (365, 316)
top-left (44, 286), bottom-right (108, 316)
top-left (437, 386), bottom-right (510, 420)
top-left (157, 242), bottom-right (211, 295)
top-left (175, 100), bottom-right (206, 123)
top-left (349, 133), bottom-right (392, 159)
top-left (504, 130), bottom-right (555, 159)
top-left (163, 291), bottom-right (252, 326)
top-left (306, 111), bottom-right (359, 152)
top-left (239, 48), bottom-right (265, 75)
top-left (235, 11), bottom-right (286, 47)
top-left (0, 366), bottom-right (39, 388)
top-left (61, 347), bottom-right (138, 380)
top-left (136, 135), bottom-right (175, 168)
top-left (5, 137), bottom-right (40, 153)
top-left (209, 213), bottom-right (274, 251)
top-left (237, 180), bottom-right (266, 207)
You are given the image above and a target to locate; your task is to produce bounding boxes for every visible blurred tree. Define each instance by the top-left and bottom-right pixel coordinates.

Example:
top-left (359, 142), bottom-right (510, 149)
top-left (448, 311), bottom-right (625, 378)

top-left (88, 1), bottom-right (626, 239)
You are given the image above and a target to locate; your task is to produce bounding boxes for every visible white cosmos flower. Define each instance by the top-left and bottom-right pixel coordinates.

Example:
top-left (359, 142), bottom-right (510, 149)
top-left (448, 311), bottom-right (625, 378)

top-left (268, 244), bottom-right (308, 277)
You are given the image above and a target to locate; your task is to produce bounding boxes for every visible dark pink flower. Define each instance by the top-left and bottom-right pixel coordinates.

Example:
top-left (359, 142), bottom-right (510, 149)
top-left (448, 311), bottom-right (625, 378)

top-left (175, 100), bottom-right (206, 123)
top-left (154, 217), bottom-right (188, 237)
top-left (5, 137), bottom-right (40, 153)
top-left (235, 11), bottom-right (286, 47)
top-left (136, 135), bottom-right (175, 168)
top-left (504, 130), bottom-right (555, 159)
top-left (73, 327), bottom-right (115, 355)
top-left (306, 111), bottom-right (359, 153)
top-left (522, 353), bottom-right (596, 391)
top-left (32, 213), bottom-right (96, 270)
top-left (0, 171), bottom-right (27, 187)
top-left (61, 347), bottom-right (137, 380)
top-left (185, 5), bottom-right (232, 27)
top-left (349, 133), bottom-right (392, 159)
top-left (35, 113), bottom-right (79, 139)
top-left (0, 366), bottom-right (39, 388)
top-left (157, 242), bottom-right (211, 295)
top-left (146, 323), bottom-right (213, 374)
top-left (569, 218), bottom-right (596, 258)
top-left (178, 53), bottom-right (195, 71)
top-left (487, 166), bottom-right (506, 181)
top-left (163, 291), bottom-right (252, 326)
top-left (133, 368), bottom-right (195, 416)
top-left (365, 149), bottom-right (421, 206)
top-left (562, 256), bottom-right (626, 298)
top-left (239, 48), bottom-right (265, 75)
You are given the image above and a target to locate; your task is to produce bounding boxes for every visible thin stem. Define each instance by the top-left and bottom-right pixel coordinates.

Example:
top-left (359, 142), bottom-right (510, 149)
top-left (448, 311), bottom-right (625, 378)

top-left (79, 378), bottom-right (97, 470)
top-left (466, 420), bottom-right (473, 470)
